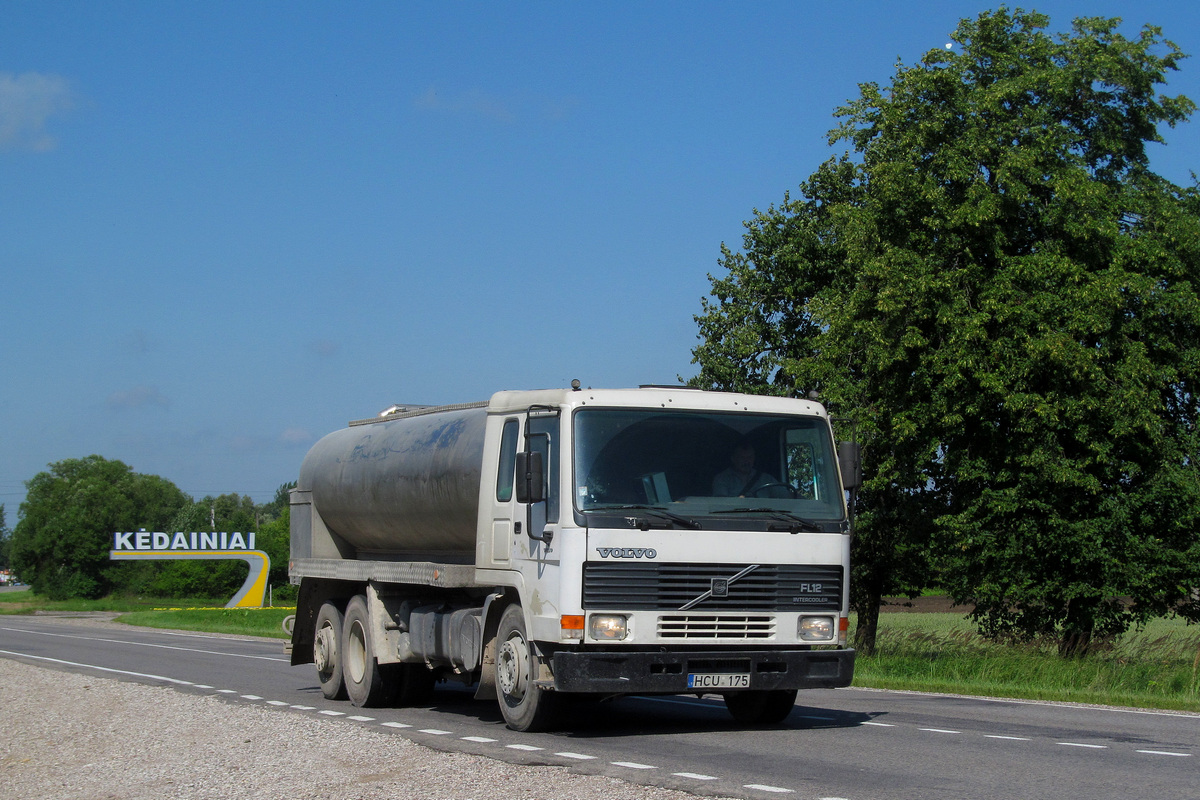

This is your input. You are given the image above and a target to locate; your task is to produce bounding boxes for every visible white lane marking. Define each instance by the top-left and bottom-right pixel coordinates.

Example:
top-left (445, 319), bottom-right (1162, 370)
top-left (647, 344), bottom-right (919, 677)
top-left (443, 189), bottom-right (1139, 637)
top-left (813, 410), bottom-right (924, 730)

top-left (240, 694), bottom-right (262, 700)
top-left (193, 684), bottom-right (213, 689)
top-left (0, 649), bottom-right (194, 685)
top-left (289, 705), bottom-right (316, 710)
top-left (217, 689), bottom-right (238, 694)
top-left (1058, 742), bottom-right (1106, 749)
top-left (612, 761), bottom-right (656, 770)
top-left (381, 722), bottom-right (412, 729)
top-left (348, 715), bottom-right (375, 722)
top-left (0, 626), bottom-right (288, 662)
top-left (1137, 750), bottom-right (1191, 757)
top-left (985, 735), bottom-right (1031, 741)
top-left (843, 685), bottom-right (1200, 720)
top-left (266, 701), bottom-right (290, 707)
top-left (506, 744), bottom-right (544, 751)
top-left (744, 784), bottom-right (793, 793)
top-left (419, 729), bottom-right (452, 735)
top-left (556, 752), bottom-right (597, 760)
top-left (674, 772), bottom-right (718, 780)
top-left (920, 728), bottom-right (960, 734)
top-left (861, 721), bottom-right (895, 727)
top-left (319, 710), bottom-right (346, 716)
top-left (462, 736), bottom-right (498, 743)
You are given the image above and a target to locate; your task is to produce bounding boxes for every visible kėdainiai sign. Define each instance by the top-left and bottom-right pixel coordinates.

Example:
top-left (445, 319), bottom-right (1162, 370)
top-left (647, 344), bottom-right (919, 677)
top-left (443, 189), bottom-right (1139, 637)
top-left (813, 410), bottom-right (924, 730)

top-left (110, 529), bottom-right (270, 609)
top-left (113, 530), bottom-right (257, 552)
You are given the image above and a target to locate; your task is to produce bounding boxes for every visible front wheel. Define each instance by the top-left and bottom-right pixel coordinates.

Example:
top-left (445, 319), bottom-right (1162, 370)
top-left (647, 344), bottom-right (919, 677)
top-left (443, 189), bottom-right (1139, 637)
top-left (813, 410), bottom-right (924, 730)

top-left (495, 604), bottom-right (560, 731)
top-left (723, 689), bottom-right (798, 724)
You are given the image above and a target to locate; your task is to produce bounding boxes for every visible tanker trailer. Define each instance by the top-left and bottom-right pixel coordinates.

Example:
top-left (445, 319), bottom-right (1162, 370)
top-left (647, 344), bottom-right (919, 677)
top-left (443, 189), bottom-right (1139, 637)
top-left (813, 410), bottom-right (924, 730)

top-left (290, 386), bottom-right (858, 731)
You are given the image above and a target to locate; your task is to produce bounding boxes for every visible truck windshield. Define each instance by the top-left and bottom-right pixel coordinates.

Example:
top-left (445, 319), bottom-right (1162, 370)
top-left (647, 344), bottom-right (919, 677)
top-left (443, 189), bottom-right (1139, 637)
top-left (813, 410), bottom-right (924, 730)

top-left (573, 408), bottom-right (845, 527)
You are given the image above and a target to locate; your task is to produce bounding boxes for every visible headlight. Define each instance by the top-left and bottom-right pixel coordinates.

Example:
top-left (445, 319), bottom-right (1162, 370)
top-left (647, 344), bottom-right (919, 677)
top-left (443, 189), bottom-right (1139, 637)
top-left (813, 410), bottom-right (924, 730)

top-left (798, 616), bottom-right (835, 641)
top-left (589, 614), bottom-right (628, 641)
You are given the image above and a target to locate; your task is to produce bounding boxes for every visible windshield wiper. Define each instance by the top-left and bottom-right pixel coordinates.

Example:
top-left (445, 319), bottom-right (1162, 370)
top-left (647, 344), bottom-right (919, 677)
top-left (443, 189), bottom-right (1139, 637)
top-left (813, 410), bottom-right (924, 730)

top-left (723, 507), bottom-right (823, 533)
top-left (591, 504), bottom-right (702, 530)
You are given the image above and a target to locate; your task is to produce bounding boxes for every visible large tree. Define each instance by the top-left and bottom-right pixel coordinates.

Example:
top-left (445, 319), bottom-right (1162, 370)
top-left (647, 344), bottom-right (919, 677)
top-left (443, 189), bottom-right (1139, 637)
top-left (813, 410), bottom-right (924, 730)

top-left (693, 9), bottom-right (1200, 655)
top-left (11, 456), bottom-right (190, 599)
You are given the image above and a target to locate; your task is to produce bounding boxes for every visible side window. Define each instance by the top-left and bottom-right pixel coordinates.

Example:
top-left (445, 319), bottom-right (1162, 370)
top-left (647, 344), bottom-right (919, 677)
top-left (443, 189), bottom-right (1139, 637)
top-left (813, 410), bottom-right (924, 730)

top-left (496, 419), bottom-right (519, 502)
top-left (528, 415), bottom-right (559, 523)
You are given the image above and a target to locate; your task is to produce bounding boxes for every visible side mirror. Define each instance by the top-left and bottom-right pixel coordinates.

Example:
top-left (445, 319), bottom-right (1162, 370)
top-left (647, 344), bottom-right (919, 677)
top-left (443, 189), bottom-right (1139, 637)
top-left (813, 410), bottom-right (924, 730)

top-left (838, 441), bottom-right (862, 490)
top-left (515, 451), bottom-right (545, 504)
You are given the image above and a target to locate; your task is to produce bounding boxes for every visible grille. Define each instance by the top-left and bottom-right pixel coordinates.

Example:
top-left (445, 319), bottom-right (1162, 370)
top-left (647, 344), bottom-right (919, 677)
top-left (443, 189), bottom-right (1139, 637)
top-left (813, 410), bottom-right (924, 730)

top-left (658, 614), bottom-right (776, 640)
top-left (582, 563), bottom-right (842, 611)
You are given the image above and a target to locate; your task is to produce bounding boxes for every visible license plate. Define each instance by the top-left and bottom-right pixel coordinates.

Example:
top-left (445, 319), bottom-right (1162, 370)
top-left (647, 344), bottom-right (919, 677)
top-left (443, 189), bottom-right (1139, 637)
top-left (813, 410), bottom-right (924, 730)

top-left (687, 673), bottom-right (750, 689)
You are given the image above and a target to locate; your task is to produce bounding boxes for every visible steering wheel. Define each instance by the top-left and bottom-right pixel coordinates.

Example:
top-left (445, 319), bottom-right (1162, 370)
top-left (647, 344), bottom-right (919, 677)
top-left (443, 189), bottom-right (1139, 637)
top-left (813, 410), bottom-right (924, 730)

top-left (749, 482), bottom-right (798, 499)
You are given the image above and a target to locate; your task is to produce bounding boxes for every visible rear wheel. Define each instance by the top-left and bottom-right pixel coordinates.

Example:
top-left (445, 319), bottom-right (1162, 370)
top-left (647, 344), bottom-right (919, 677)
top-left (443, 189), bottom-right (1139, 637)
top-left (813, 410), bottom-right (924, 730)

top-left (723, 689), bottom-right (798, 724)
top-left (341, 595), bottom-right (396, 707)
top-left (313, 602), bottom-right (347, 700)
top-left (495, 604), bottom-right (560, 731)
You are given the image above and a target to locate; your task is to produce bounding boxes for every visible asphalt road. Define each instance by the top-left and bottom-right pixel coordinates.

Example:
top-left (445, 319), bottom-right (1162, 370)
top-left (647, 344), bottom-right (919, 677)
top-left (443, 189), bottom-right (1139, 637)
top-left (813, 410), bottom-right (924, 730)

top-left (2, 614), bottom-right (1196, 800)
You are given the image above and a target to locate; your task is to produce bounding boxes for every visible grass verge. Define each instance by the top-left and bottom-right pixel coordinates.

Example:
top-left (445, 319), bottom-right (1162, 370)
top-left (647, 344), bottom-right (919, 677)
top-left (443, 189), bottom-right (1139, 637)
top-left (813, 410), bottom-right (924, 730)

top-left (853, 612), bottom-right (1200, 713)
top-left (0, 588), bottom-right (293, 639)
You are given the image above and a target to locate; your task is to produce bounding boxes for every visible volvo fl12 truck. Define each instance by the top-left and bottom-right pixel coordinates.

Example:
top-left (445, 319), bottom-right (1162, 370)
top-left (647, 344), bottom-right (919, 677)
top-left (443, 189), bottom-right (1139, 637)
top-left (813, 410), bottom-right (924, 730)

top-left (289, 384), bottom-right (858, 731)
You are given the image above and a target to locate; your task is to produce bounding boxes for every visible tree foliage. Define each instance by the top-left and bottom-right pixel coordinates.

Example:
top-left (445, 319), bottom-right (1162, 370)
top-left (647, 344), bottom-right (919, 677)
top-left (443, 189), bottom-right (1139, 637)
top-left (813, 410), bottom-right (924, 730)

top-left (10, 456), bottom-right (190, 599)
top-left (692, 9), bottom-right (1200, 655)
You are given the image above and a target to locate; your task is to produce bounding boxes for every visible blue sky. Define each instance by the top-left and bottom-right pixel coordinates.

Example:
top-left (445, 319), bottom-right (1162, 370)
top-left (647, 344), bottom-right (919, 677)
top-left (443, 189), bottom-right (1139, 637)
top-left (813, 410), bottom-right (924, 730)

top-left (3, 1), bottom-right (1198, 515)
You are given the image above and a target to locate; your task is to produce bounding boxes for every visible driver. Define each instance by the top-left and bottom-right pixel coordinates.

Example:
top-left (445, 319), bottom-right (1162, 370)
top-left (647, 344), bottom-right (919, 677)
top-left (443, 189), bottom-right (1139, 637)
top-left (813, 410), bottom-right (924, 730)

top-left (711, 441), bottom-right (778, 497)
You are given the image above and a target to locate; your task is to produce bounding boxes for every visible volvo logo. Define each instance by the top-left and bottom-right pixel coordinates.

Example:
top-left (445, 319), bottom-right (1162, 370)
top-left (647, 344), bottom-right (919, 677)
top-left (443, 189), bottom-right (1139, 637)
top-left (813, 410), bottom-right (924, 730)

top-left (596, 547), bottom-right (658, 559)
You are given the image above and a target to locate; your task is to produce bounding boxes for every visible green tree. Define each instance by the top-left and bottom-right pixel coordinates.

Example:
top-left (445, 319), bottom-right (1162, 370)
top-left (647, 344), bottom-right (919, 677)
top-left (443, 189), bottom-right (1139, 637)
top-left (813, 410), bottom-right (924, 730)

top-left (10, 456), bottom-right (190, 599)
top-left (693, 8), bottom-right (1200, 656)
top-left (148, 493), bottom-right (261, 599)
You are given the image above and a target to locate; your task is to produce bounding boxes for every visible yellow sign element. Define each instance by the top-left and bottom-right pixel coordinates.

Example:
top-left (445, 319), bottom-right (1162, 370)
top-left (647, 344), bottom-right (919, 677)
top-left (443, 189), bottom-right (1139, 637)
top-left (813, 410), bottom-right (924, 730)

top-left (109, 549), bottom-right (271, 609)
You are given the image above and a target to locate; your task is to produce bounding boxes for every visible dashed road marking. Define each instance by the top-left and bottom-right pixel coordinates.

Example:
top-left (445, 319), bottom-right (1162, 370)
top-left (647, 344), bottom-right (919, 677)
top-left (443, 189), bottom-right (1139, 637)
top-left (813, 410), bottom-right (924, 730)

top-left (861, 721), bottom-right (894, 727)
top-left (985, 735), bottom-right (1030, 741)
top-left (1137, 750), bottom-right (1191, 757)
top-left (319, 709), bottom-right (346, 716)
top-left (1058, 742), bottom-right (1106, 749)
top-left (557, 752), bottom-right (597, 760)
top-left (240, 694), bottom-right (262, 700)
top-left (674, 772), bottom-right (718, 780)
top-left (506, 744), bottom-right (544, 751)
top-left (266, 700), bottom-right (290, 707)
top-left (289, 704), bottom-right (315, 710)
top-left (920, 728), bottom-right (959, 734)
top-left (613, 761), bottom-right (656, 770)
top-left (745, 783), bottom-right (793, 793)
top-left (462, 736), bottom-right (498, 743)
top-left (419, 728), bottom-right (453, 735)
top-left (347, 715), bottom-right (375, 721)
top-left (381, 721), bottom-right (412, 729)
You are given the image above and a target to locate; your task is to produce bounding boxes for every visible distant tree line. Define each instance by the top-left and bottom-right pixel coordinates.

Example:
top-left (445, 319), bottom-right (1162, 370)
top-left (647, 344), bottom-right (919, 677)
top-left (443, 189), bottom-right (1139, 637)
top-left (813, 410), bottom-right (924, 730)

top-left (9, 454), bottom-right (295, 602)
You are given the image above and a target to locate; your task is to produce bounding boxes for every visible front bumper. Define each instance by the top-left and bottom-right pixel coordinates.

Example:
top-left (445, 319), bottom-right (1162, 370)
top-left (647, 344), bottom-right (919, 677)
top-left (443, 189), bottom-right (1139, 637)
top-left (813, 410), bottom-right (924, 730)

top-left (550, 647), bottom-right (855, 694)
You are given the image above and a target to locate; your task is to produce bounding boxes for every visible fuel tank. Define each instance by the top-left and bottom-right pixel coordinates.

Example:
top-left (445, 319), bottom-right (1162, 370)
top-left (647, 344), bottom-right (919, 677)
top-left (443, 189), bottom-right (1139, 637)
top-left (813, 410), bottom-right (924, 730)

top-left (298, 404), bottom-right (488, 555)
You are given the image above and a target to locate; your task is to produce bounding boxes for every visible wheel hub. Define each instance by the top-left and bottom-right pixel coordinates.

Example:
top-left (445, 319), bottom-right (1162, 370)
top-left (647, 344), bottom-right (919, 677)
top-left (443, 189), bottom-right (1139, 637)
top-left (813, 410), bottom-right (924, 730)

top-left (314, 624), bottom-right (336, 673)
top-left (496, 634), bottom-right (529, 700)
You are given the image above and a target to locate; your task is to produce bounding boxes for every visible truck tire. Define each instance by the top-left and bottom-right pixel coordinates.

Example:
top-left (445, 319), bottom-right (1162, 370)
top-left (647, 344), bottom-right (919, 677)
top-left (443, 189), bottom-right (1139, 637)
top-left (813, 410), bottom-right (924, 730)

top-left (313, 602), bottom-right (347, 700)
top-left (494, 604), bottom-right (560, 732)
top-left (723, 689), bottom-right (798, 724)
top-left (341, 595), bottom-right (396, 708)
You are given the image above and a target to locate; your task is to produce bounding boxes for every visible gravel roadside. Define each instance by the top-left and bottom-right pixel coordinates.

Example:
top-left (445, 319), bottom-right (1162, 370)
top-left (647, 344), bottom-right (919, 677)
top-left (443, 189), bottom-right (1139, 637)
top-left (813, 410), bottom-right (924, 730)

top-left (1, 658), bottom-right (733, 800)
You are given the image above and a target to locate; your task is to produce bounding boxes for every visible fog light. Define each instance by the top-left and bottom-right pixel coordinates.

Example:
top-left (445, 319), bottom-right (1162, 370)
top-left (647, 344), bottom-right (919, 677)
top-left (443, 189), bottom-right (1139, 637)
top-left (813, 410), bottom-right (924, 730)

top-left (589, 614), bottom-right (628, 641)
top-left (798, 616), bottom-right (835, 641)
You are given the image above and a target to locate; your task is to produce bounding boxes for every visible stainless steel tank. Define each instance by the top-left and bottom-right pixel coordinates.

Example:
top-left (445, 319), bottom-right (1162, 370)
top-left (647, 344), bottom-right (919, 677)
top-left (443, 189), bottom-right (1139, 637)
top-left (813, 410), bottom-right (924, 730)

top-left (298, 404), bottom-right (488, 555)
